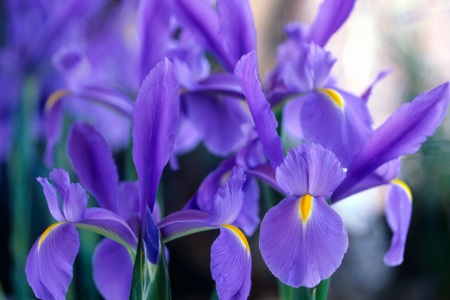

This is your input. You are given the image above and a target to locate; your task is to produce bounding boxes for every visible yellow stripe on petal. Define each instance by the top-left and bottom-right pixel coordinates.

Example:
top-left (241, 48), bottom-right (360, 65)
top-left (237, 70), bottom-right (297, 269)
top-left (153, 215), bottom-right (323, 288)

top-left (222, 224), bottom-right (250, 253)
top-left (318, 88), bottom-right (344, 109)
top-left (299, 194), bottom-right (313, 223)
top-left (38, 222), bottom-right (64, 250)
top-left (392, 179), bottom-right (412, 201)
top-left (45, 89), bottom-right (71, 111)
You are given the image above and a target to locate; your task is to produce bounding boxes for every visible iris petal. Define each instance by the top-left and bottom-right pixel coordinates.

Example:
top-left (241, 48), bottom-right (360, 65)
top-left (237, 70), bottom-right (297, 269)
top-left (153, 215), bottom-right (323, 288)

top-left (26, 223), bottom-right (79, 300)
top-left (260, 195), bottom-right (347, 288)
top-left (211, 226), bottom-right (251, 300)
top-left (384, 180), bottom-right (412, 266)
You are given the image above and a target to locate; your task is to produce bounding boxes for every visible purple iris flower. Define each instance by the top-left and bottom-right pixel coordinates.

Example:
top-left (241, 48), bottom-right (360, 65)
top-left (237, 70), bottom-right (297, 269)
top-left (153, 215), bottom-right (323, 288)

top-left (235, 49), bottom-right (450, 287)
top-left (159, 167), bottom-right (252, 300)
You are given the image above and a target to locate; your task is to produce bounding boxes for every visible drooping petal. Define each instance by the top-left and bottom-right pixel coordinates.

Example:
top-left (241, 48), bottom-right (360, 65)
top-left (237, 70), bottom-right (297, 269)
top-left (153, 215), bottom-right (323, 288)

top-left (384, 180), bottom-right (412, 266)
top-left (335, 82), bottom-right (450, 197)
top-left (37, 177), bottom-right (65, 222)
top-left (217, 0), bottom-right (256, 67)
top-left (184, 93), bottom-right (249, 156)
top-left (26, 223), bottom-right (79, 300)
top-left (306, 0), bottom-right (356, 47)
top-left (235, 51), bottom-right (284, 170)
top-left (209, 167), bottom-right (246, 226)
top-left (93, 239), bottom-right (134, 300)
top-left (68, 122), bottom-right (119, 213)
top-left (132, 59), bottom-right (180, 214)
top-left (78, 208), bottom-right (137, 249)
top-left (211, 225), bottom-right (251, 300)
top-left (301, 89), bottom-right (372, 167)
top-left (62, 183), bottom-right (88, 223)
top-left (276, 144), bottom-right (345, 197)
top-left (259, 195), bottom-right (348, 288)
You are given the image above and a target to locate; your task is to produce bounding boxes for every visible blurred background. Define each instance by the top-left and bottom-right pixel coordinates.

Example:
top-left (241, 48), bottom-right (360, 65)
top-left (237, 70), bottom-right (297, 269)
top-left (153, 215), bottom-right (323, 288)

top-left (2, 0), bottom-right (450, 299)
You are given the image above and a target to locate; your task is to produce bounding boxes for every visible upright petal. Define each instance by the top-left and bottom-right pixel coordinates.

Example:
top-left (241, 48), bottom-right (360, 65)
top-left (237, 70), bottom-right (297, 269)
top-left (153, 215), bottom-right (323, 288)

top-left (259, 195), bottom-right (347, 288)
top-left (37, 177), bottom-right (65, 222)
top-left (68, 123), bottom-right (119, 213)
top-left (132, 59), bottom-right (180, 214)
top-left (211, 226), bottom-right (251, 300)
top-left (209, 167), bottom-right (246, 226)
top-left (336, 82), bottom-right (450, 197)
top-left (306, 0), bottom-right (356, 46)
top-left (235, 52), bottom-right (284, 169)
top-left (276, 144), bottom-right (345, 197)
top-left (62, 183), bottom-right (88, 223)
top-left (217, 0), bottom-right (256, 66)
top-left (26, 223), bottom-right (79, 300)
top-left (93, 239), bottom-right (133, 300)
top-left (145, 206), bottom-right (160, 265)
top-left (384, 180), bottom-right (412, 266)
top-left (137, 0), bottom-right (173, 81)
top-left (49, 168), bottom-right (71, 199)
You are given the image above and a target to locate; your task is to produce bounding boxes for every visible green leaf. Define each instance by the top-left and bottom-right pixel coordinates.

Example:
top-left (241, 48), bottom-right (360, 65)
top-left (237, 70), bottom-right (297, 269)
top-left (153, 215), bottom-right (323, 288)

top-left (130, 233), bottom-right (171, 300)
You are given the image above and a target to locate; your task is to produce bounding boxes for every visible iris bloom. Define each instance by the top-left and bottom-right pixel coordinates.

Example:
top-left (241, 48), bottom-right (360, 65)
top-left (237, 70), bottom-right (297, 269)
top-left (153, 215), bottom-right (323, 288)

top-left (235, 50), bottom-right (450, 287)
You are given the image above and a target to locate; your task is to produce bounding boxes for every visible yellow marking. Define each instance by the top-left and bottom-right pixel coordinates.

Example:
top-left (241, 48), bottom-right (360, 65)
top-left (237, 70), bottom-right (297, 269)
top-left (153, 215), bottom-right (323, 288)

top-left (392, 179), bottom-right (412, 201)
top-left (222, 224), bottom-right (250, 253)
top-left (220, 171), bottom-right (231, 186)
top-left (45, 89), bottom-right (71, 111)
top-left (299, 194), bottom-right (313, 223)
top-left (318, 88), bottom-right (344, 109)
top-left (38, 222), bottom-right (64, 250)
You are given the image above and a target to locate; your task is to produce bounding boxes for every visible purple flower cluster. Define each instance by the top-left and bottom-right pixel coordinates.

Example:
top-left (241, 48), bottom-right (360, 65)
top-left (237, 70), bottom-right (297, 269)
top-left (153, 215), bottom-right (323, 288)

top-left (13, 0), bottom-right (449, 299)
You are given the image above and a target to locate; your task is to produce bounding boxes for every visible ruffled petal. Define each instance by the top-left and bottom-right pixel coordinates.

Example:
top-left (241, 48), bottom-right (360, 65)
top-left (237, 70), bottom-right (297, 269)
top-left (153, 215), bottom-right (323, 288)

top-left (132, 59), bottom-right (180, 214)
top-left (68, 122), bottom-right (119, 213)
top-left (211, 225), bottom-right (251, 300)
top-left (26, 223), bottom-right (79, 300)
top-left (209, 167), bottom-right (246, 226)
top-left (276, 144), bottom-right (345, 197)
top-left (62, 183), bottom-right (88, 223)
top-left (260, 195), bottom-right (347, 287)
top-left (384, 180), bottom-right (412, 266)
top-left (37, 177), bottom-right (65, 222)
top-left (235, 52), bottom-right (284, 169)
top-left (93, 239), bottom-right (133, 300)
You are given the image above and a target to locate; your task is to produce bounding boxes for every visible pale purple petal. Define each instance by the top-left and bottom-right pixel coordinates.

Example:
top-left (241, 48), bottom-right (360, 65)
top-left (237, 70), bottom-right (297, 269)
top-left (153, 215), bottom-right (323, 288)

top-left (184, 93), bottom-right (249, 156)
top-left (211, 226), bottom-right (251, 300)
top-left (44, 100), bottom-right (64, 167)
top-left (217, 0), bottom-right (256, 66)
top-left (259, 195), bottom-right (348, 288)
top-left (384, 180), bottom-right (412, 266)
top-left (132, 59), bottom-right (180, 214)
top-left (49, 168), bottom-right (71, 199)
top-left (336, 82), bottom-right (450, 197)
top-left (209, 167), bottom-right (246, 226)
top-left (301, 90), bottom-right (372, 167)
top-left (361, 69), bottom-right (392, 103)
top-left (62, 183), bottom-right (88, 223)
top-left (233, 176), bottom-right (260, 236)
top-left (282, 97), bottom-right (305, 140)
top-left (173, 116), bottom-right (201, 156)
top-left (68, 123), bottom-right (119, 213)
top-left (79, 208), bottom-right (137, 248)
top-left (37, 177), bottom-right (65, 222)
top-left (306, 0), bottom-right (356, 46)
top-left (93, 239), bottom-right (133, 300)
top-left (276, 144), bottom-right (346, 197)
top-left (26, 223), bottom-right (79, 300)
top-left (235, 52), bottom-right (284, 169)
